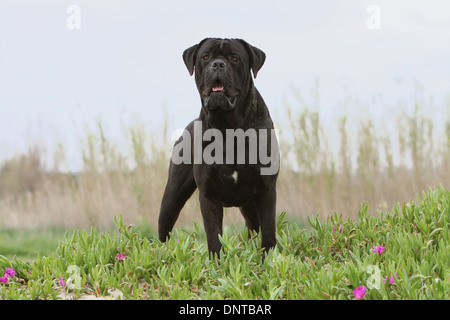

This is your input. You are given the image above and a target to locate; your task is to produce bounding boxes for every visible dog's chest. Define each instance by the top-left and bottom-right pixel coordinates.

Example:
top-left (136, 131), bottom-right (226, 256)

top-left (219, 167), bottom-right (239, 185)
top-left (195, 165), bottom-right (258, 207)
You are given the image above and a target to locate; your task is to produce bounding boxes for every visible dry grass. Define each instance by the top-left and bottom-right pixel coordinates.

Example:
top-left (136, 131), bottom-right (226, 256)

top-left (1, 89), bottom-right (449, 230)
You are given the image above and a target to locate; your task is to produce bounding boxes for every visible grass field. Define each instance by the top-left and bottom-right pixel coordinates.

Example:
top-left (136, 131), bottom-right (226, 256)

top-left (0, 227), bottom-right (66, 261)
top-left (1, 186), bottom-right (448, 300)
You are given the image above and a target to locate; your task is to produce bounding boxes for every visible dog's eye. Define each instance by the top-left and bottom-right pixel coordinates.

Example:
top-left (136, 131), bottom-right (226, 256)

top-left (231, 56), bottom-right (239, 62)
top-left (203, 55), bottom-right (210, 61)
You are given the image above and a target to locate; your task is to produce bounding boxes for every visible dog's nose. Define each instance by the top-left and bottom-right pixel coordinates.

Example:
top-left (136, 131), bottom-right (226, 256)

top-left (211, 59), bottom-right (226, 71)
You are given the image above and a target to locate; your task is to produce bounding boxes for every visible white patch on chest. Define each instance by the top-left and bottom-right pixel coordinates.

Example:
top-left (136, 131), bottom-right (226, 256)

top-left (231, 170), bottom-right (238, 183)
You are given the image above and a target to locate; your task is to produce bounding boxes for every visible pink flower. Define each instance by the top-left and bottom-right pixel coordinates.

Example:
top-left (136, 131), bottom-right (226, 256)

top-left (353, 285), bottom-right (366, 300)
top-left (371, 246), bottom-right (385, 254)
top-left (116, 253), bottom-right (126, 260)
top-left (0, 268), bottom-right (15, 284)
top-left (332, 224), bottom-right (343, 233)
top-left (59, 277), bottom-right (66, 287)
top-left (116, 247), bottom-right (126, 260)
top-left (384, 274), bottom-right (397, 285)
top-left (5, 268), bottom-right (15, 279)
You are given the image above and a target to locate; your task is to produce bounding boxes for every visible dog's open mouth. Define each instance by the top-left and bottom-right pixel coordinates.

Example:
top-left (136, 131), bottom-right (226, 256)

top-left (212, 85), bottom-right (225, 93)
top-left (203, 82), bottom-right (237, 110)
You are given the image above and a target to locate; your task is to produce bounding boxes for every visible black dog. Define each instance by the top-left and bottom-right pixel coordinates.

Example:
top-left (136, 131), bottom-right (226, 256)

top-left (158, 38), bottom-right (279, 256)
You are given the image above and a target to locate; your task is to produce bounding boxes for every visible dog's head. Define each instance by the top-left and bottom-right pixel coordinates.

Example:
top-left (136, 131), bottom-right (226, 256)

top-left (183, 38), bottom-right (265, 112)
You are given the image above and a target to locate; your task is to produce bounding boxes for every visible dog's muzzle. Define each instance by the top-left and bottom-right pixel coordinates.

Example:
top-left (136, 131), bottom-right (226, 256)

top-left (203, 92), bottom-right (237, 110)
top-left (201, 58), bottom-right (238, 111)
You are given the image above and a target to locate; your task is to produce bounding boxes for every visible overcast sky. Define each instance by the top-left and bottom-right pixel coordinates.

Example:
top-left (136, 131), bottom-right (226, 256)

top-left (1, 0), bottom-right (449, 170)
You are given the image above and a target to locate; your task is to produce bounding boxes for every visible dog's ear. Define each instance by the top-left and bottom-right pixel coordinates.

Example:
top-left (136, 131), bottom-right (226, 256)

top-left (182, 43), bottom-right (198, 76)
top-left (238, 39), bottom-right (266, 79)
top-left (182, 38), bottom-right (209, 76)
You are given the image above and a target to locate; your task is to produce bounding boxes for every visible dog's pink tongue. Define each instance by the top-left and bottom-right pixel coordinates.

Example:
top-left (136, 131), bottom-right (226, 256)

top-left (212, 85), bottom-right (224, 92)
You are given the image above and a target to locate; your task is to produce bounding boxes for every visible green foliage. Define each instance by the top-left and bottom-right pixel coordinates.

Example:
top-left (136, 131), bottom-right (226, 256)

top-left (1, 186), bottom-right (449, 300)
top-left (0, 227), bottom-right (67, 261)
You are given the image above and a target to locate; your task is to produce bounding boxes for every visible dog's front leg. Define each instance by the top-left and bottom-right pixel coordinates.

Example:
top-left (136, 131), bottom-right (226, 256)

top-left (199, 192), bottom-right (224, 258)
top-left (255, 187), bottom-right (277, 253)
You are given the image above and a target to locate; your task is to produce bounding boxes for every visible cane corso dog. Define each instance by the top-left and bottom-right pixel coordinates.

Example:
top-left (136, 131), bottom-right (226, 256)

top-left (158, 38), bottom-right (279, 257)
